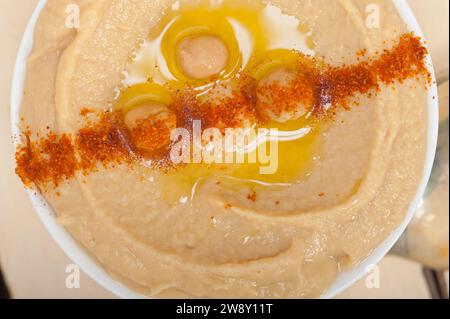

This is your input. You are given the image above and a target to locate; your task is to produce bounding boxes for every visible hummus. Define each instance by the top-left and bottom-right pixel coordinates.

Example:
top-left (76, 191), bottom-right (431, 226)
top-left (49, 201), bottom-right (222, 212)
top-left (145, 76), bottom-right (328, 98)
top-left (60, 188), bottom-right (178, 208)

top-left (18, 0), bottom-right (429, 298)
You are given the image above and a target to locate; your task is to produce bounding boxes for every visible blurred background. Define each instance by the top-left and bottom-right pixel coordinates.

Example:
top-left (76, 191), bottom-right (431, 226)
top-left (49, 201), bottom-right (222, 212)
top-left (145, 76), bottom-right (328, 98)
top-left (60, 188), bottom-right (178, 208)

top-left (0, 0), bottom-right (448, 299)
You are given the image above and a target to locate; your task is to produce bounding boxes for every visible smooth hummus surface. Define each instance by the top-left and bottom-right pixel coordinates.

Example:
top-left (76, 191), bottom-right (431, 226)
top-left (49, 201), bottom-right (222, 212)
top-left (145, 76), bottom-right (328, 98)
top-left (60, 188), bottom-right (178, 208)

top-left (18, 0), bottom-right (429, 298)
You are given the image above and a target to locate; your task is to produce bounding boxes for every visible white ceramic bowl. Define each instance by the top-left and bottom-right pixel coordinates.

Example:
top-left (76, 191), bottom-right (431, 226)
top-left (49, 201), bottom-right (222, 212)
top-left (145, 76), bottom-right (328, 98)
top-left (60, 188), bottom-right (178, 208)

top-left (11, 0), bottom-right (439, 299)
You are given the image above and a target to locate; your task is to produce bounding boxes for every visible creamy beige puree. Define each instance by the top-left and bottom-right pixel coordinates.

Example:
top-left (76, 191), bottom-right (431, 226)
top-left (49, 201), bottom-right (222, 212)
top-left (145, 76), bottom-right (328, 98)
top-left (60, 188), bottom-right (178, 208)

top-left (18, 0), bottom-right (429, 298)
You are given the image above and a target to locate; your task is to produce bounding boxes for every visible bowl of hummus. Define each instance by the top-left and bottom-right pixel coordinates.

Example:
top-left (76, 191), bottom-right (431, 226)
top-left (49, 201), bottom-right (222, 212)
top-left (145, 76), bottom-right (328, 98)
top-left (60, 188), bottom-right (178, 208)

top-left (11, 0), bottom-right (438, 298)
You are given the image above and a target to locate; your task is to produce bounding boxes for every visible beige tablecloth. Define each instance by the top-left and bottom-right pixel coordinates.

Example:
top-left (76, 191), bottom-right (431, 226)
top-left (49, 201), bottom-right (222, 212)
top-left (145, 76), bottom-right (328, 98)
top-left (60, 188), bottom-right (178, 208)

top-left (0, 0), bottom-right (447, 299)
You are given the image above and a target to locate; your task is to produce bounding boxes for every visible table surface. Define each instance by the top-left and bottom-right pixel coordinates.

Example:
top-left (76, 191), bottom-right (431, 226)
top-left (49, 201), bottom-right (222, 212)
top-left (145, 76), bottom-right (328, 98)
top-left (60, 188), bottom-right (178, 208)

top-left (0, 0), bottom-right (448, 299)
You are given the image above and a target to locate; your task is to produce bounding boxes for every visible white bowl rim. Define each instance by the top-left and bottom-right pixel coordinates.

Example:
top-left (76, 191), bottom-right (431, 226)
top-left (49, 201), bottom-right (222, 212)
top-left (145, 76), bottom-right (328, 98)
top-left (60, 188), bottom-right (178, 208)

top-left (10, 0), bottom-right (439, 299)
